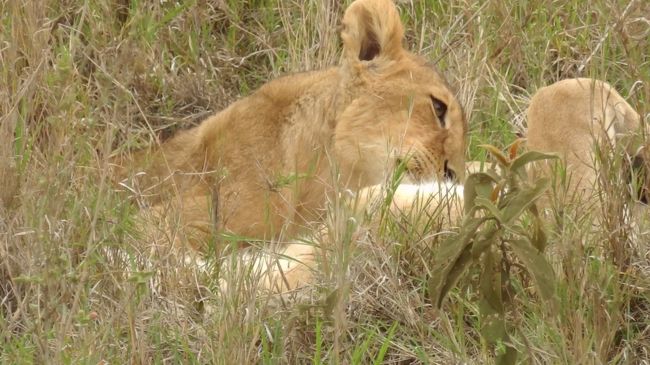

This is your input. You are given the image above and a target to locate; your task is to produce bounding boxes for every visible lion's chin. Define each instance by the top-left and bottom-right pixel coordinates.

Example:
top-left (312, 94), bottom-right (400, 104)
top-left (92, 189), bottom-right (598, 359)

top-left (394, 181), bottom-right (464, 197)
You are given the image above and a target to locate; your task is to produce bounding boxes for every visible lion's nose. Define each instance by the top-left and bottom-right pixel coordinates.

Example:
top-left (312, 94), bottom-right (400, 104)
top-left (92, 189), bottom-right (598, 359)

top-left (443, 160), bottom-right (456, 181)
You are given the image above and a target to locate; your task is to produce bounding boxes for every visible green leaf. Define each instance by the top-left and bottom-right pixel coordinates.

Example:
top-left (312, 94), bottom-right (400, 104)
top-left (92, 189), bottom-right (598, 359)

top-left (471, 224), bottom-right (499, 259)
top-left (501, 178), bottom-right (551, 223)
top-left (13, 275), bottom-right (44, 284)
top-left (480, 250), bottom-right (518, 365)
top-left (435, 244), bottom-right (473, 308)
top-left (479, 250), bottom-right (517, 365)
top-left (509, 238), bottom-right (556, 301)
top-left (464, 172), bottom-right (497, 214)
top-left (373, 322), bottom-right (398, 365)
top-left (480, 248), bottom-right (503, 317)
top-left (530, 217), bottom-right (547, 252)
top-left (350, 327), bottom-right (375, 364)
top-left (314, 318), bottom-right (324, 365)
top-left (510, 151), bottom-right (559, 174)
top-left (475, 196), bottom-right (504, 223)
top-left (429, 217), bottom-right (486, 308)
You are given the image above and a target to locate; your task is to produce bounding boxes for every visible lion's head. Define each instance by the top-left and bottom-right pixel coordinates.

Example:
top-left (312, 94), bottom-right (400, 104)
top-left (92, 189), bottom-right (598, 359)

top-left (333, 0), bottom-right (467, 188)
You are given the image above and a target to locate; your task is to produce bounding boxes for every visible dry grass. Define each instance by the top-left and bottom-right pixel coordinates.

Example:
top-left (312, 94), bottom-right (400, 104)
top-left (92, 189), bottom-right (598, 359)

top-left (1, 0), bottom-right (649, 363)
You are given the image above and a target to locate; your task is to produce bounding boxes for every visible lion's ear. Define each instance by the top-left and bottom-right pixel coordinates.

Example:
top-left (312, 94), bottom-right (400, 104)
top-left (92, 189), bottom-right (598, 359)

top-left (340, 0), bottom-right (404, 63)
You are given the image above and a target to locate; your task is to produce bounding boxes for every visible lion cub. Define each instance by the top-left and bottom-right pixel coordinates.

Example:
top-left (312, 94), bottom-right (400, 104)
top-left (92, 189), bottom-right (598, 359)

top-left (527, 78), bottom-right (645, 205)
top-left (115, 0), bottom-right (467, 290)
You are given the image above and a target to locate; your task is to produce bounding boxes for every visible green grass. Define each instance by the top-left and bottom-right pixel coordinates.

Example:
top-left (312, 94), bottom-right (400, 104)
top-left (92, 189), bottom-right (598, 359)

top-left (1, 0), bottom-right (649, 363)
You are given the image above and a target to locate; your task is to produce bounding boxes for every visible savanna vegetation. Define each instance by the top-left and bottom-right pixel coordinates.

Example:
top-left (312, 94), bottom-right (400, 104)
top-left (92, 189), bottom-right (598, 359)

top-left (1, 0), bottom-right (649, 363)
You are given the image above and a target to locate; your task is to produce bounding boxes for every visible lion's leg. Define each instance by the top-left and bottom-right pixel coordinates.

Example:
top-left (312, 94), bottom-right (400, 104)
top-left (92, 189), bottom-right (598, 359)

top-left (258, 242), bottom-right (319, 292)
top-left (218, 241), bottom-right (319, 295)
top-left (218, 182), bottom-right (464, 296)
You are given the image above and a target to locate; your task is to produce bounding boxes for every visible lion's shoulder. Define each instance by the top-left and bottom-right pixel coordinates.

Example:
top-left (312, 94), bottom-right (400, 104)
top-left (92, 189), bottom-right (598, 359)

top-left (253, 67), bottom-right (341, 104)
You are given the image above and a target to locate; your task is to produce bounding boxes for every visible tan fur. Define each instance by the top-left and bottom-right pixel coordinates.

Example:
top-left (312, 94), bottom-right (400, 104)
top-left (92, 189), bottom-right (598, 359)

top-left (114, 0), bottom-right (467, 291)
top-left (526, 78), bottom-right (644, 203)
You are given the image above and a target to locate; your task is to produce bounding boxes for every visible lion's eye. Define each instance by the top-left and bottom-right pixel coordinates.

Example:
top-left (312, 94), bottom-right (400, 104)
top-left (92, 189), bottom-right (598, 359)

top-left (430, 96), bottom-right (447, 127)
